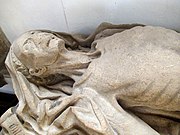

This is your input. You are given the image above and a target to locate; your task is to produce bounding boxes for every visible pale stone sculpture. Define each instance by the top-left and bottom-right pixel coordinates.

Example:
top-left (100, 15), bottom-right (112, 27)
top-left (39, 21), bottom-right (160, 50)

top-left (0, 23), bottom-right (180, 135)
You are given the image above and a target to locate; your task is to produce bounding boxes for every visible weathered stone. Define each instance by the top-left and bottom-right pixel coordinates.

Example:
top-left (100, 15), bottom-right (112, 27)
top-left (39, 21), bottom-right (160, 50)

top-left (0, 23), bottom-right (179, 135)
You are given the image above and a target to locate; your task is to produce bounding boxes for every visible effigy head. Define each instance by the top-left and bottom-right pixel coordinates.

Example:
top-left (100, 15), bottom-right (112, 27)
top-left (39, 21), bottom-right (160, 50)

top-left (12, 31), bottom-right (66, 77)
top-left (11, 31), bottom-right (92, 86)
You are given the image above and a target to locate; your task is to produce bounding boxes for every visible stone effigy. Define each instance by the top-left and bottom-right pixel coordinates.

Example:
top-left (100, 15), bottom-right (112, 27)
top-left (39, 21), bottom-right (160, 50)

top-left (0, 23), bottom-right (180, 135)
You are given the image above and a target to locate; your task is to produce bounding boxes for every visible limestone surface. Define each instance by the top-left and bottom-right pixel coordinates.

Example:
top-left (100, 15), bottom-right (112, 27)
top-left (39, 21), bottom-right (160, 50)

top-left (0, 23), bottom-right (180, 135)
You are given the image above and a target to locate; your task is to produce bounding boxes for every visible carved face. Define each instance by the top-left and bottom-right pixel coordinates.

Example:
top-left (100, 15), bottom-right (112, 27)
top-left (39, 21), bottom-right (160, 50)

top-left (13, 31), bottom-right (91, 80)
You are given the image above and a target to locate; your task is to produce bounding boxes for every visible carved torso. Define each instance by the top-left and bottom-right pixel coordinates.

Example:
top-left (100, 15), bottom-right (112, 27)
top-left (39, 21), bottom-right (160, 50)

top-left (1, 24), bottom-right (180, 135)
top-left (76, 27), bottom-right (180, 127)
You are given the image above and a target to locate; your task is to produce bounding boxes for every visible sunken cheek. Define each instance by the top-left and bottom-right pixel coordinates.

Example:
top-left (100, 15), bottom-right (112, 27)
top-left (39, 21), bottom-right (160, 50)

top-left (46, 39), bottom-right (60, 51)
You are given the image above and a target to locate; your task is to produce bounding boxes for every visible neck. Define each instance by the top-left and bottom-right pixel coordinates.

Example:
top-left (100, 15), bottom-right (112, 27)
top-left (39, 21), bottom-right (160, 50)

top-left (63, 62), bottom-right (90, 83)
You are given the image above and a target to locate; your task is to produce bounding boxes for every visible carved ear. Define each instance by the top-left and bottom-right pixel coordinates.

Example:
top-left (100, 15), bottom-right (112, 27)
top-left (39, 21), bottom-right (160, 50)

top-left (29, 67), bottom-right (47, 76)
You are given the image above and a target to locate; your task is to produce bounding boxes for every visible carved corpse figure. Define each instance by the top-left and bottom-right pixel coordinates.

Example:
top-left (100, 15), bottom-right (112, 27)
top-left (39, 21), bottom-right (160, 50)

top-left (0, 23), bottom-right (180, 135)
